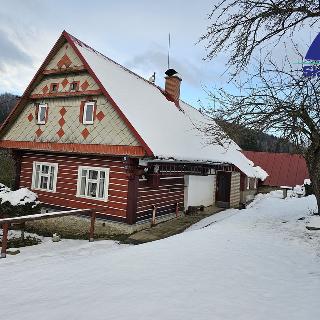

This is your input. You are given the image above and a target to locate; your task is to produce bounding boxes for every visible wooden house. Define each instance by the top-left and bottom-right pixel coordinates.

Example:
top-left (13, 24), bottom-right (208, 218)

top-left (0, 31), bottom-right (267, 224)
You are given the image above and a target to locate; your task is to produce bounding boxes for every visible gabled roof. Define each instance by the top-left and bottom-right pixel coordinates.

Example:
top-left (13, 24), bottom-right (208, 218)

top-left (243, 151), bottom-right (309, 187)
top-left (66, 32), bottom-right (266, 178)
top-left (0, 31), bottom-right (266, 179)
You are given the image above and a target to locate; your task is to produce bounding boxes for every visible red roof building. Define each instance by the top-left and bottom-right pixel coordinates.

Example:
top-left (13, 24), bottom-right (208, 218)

top-left (243, 151), bottom-right (309, 187)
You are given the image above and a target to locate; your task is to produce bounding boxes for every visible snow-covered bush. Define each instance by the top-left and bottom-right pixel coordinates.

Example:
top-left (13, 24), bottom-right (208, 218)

top-left (0, 184), bottom-right (39, 218)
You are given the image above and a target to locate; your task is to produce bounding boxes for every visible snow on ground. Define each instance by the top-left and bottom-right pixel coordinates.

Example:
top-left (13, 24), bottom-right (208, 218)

top-left (1, 191), bottom-right (320, 320)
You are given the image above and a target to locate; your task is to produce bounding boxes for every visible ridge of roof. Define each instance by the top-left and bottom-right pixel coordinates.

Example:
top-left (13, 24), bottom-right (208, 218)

top-left (66, 32), bottom-right (162, 91)
top-left (66, 31), bottom-right (194, 112)
top-left (64, 31), bottom-right (266, 179)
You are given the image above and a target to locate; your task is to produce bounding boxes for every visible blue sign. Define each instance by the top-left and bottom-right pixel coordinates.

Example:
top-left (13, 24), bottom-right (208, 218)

top-left (302, 33), bottom-right (320, 77)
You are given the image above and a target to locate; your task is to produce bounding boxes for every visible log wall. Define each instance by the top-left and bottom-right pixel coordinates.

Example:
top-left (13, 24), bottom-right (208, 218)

top-left (19, 151), bottom-right (129, 221)
top-left (136, 176), bottom-right (185, 221)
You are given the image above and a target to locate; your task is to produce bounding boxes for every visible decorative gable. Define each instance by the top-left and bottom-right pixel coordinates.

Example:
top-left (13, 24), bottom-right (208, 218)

top-left (0, 35), bottom-right (144, 155)
top-left (2, 96), bottom-right (141, 147)
top-left (45, 43), bottom-right (84, 73)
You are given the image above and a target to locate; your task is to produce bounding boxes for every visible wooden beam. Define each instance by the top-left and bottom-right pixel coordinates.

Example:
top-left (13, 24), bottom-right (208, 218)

top-left (126, 158), bottom-right (139, 225)
top-left (30, 89), bottom-right (102, 99)
top-left (0, 208), bottom-right (91, 225)
top-left (0, 141), bottom-right (147, 157)
top-left (43, 66), bottom-right (86, 75)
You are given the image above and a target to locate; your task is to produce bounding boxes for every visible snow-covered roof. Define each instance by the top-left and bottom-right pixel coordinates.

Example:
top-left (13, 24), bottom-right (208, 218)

top-left (70, 34), bottom-right (267, 179)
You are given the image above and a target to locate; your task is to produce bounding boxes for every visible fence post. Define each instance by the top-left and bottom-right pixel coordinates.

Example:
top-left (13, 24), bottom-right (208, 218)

top-left (151, 206), bottom-right (157, 227)
top-left (1, 222), bottom-right (9, 258)
top-left (175, 202), bottom-right (179, 218)
top-left (89, 212), bottom-right (96, 242)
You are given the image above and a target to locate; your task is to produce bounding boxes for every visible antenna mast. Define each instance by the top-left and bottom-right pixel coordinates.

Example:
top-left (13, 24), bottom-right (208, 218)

top-left (167, 33), bottom-right (171, 69)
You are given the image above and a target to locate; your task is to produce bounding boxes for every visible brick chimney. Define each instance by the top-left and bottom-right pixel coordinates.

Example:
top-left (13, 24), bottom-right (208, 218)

top-left (165, 69), bottom-right (182, 102)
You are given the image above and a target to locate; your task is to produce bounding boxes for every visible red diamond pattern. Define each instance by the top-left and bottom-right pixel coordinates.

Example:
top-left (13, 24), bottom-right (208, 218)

top-left (56, 128), bottom-right (65, 138)
top-left (96, 111), bottom-right (105, 121)
top-left (80, 80), bottom-right (89, 91)
top-left (59, 107), bottom-right (67, 117)
top-left (61, 78), bottom-right (69, 89)
top-left (42, 85), bottom-right (49, 94)
top-left (35, 128), bottom-right (43, 137)
top-left (58, 118), bottom-right (66, 127)
top-left (81, 128), bottom-right (90, 139)
top-left (27, 113), bottom-right (34, 122)
top-left (57, 54), bottom-right (72, 68)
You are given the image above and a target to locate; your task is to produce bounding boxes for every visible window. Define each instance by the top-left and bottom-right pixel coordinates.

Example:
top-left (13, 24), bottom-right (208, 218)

top-left (37, 104), bottom-right (48, 124)
top-left (32, 162), bottom-right (58, 192)
top-left (83, 102), bottom-right (95, 124)
top-left (76, 166), bottom-right (110, 201)
top-left (69, 82), bottom-right (79, 91)
top-left (50, 83), bottom-right (59, 93)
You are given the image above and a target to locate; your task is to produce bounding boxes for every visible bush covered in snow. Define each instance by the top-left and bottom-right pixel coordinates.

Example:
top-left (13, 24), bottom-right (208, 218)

top-left (0, 184), bottom-right (39, 218)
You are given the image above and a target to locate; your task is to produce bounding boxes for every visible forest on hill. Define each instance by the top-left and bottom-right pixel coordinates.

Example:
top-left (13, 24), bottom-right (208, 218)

top-left (0, 93), bottom-right (295, 153)
top-left (217, 120), bottom-right (297, 153)
top-left (0, 93), bottom-right (20, 124)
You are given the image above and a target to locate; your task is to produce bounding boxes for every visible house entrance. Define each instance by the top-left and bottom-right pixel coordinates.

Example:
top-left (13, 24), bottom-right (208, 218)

top-left (216, 171), bottom-right (231, 208)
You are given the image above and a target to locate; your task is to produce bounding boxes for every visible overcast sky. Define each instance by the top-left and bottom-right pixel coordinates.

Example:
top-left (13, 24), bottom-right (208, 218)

top-left (0, 0), bottom-right (317, 107)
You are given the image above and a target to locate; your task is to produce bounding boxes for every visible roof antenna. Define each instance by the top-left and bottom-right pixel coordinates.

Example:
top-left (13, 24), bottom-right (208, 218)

top-left (167, 33), bottom-right (171, 69)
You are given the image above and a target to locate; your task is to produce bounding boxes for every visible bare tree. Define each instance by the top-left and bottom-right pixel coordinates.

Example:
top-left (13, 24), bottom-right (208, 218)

top-left (200, 0), bottom-right (320, 74)
top-left (203, 61), bottom-right (320, 210)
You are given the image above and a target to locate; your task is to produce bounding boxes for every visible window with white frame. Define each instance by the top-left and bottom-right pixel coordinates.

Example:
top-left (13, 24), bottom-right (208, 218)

top-left (77, 166), bottom-right (110, 201)
top-left (83, 102), bottom-right (95, 124)
top-left (32, 162), bottom-right (58, 192)
top-left (37, 104), bottom-right (48, 124)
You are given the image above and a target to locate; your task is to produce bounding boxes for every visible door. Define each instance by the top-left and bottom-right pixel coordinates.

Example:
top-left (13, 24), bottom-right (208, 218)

top-left (216, 171), bottom-right (231, 207)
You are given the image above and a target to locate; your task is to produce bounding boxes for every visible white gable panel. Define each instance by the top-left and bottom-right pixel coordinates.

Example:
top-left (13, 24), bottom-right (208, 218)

top-left (74, 40), bottom-right (267, 179)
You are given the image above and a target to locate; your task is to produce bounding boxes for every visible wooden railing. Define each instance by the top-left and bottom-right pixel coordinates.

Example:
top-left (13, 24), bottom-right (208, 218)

top-left (0, 209), bottom-right (96, 259)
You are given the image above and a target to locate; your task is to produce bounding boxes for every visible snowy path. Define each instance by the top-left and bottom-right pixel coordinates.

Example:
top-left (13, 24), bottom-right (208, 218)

top-left (1, 191), bottom-right (320, 320)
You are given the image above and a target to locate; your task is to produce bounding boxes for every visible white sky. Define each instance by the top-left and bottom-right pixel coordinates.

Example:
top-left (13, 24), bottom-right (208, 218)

top-left (0, 0), bottom-right (317, 107)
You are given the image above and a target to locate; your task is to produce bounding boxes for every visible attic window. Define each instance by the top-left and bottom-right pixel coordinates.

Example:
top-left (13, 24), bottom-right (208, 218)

top-left (37, 104), bottom-right (48, 124)
top-left (83, 102), bottom-right (95, 124)
top-left (50, 83), bottom-right (59, 93)
top-left (70, 81), bottom-right (79, 91)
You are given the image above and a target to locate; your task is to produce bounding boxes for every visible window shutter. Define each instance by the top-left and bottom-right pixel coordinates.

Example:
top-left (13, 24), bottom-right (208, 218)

top-left (79, 101), bottom-right (85, 123)
top-left (45, 106), bottom-right (49, 123)
top-left (93, 101), bottom-right (97, 120)
top-left (35, 103), bottom-right (39, 121)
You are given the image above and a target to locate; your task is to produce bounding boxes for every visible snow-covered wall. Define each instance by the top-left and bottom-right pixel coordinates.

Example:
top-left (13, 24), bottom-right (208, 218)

top-left (184, 175), bottom-right (215, 208)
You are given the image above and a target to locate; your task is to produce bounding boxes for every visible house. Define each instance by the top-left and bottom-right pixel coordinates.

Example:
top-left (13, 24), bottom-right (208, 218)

top-left (0, 31), bottom-right (267, 225)
top-left (243, 151), bottom-right (309, 188)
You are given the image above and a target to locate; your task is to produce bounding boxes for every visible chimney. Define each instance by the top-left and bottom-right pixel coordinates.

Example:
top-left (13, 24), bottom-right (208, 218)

top-left (165, 69), bottom-right (182, 102)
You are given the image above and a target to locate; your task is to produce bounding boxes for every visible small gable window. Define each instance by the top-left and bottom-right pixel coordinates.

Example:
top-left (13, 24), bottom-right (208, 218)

top-left (83, 102), bottom-right (95, 124)
top-left (70, 81), bottom-right (79, 92)
top-left (50, 83), bottom-right (59, 93)
top-left (37, 104), bottom-right (48, 124)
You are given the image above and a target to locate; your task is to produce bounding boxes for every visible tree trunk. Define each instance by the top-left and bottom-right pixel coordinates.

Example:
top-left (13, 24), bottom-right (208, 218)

top-left (305, 144), bottom-right (320, 214)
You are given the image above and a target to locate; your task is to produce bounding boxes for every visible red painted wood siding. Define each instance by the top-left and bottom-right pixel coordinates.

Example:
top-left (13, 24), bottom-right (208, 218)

top-left (19, 152), bottom-right (128, 220)
top-left (137, 176), bottom-right (184, 221)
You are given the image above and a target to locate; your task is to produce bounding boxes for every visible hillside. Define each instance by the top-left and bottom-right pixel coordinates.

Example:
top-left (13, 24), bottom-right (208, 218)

top-left (217, 120), bottom-right (297, 153)
top-left (0, 93), bottom-right (20, 123)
